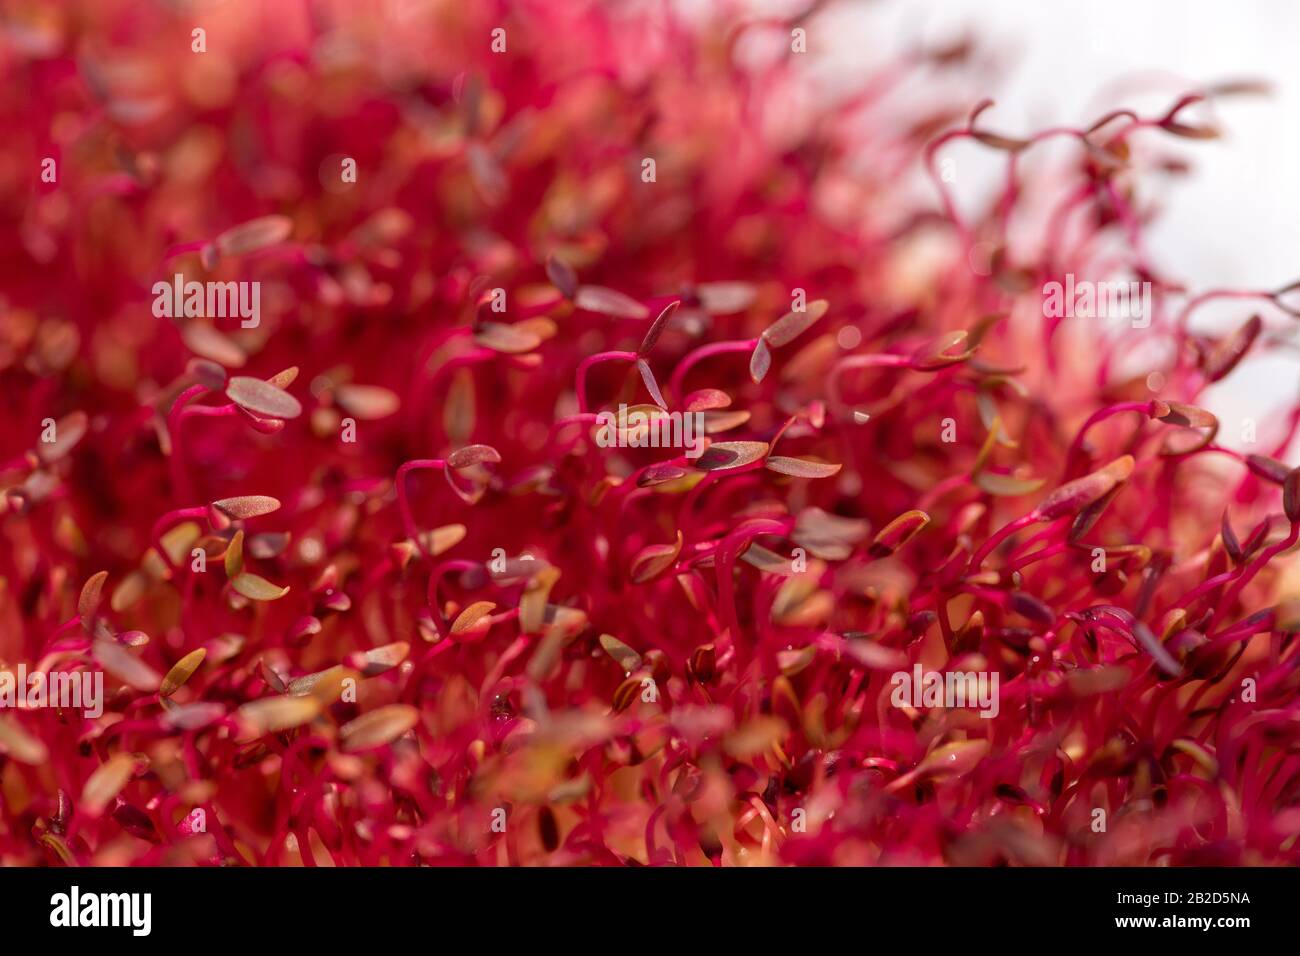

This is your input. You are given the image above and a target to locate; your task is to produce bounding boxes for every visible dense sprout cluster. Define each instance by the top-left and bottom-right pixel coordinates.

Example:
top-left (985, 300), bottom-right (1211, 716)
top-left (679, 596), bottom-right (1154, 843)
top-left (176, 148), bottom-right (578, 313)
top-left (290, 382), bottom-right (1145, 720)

top-left (1, 0), bottom-right (1298, 866)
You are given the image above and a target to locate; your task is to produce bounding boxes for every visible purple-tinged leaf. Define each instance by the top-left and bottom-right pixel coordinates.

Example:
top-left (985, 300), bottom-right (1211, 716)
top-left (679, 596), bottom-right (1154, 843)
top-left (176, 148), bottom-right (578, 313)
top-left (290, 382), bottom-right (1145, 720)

top-left (345, 642), bottom-right (410, 677)
top-left (869, 510), bottom-right (930, 557)
top-left (187, 358), bottom-right (229, 390)
top-left (93, 639), bottom-right (162, 692)
top-left (1069, 485), bottom-right (1122, 542)
top-left (970, 129), bottom-right (1030, 151)
top-left (740, 543), bottom-right (799, 575)
top-left (112, 801), bottom-right (158, 841)
top-left (697, 281), bottom-right (757, 314)
top-left (793, 507), bottom-right (869, 560)
top-left (1221, 510), bottom-right (1242, 562)
top-left (214, 215), bottom-right (293, 257)
top-left (639, 301), bottom-right (678, 356)
top-left (1160, 119), bottom-right (1219, 140)
top-left (340, 705), bottom-right (419, 752)
top-left (545, 255), bottom-right (578, 299)
top-left (226, 376), bottom-right (302, 419)
top-left (762, 299), bottom-right (828, 348)
top-left (637, 462), bottom-right (688, 487)
top-left (637, 358), bottom-right (667, 409)
top-left (684, 388), bottom-right (731, 412)
top-left (262, 660), bottom-right (288, 695)
top-left (1009, 592), bottom-right (1055, 627)
top-left (1241, 516), bottom-right (1275, 562)
top-left (1247, 454), bottom-right (1291, 484)
top-left (447, 444), bottom-right (501, 469)
top-left (695, 440), bottom-right (768, 471)
top-left (334, 384), bottom-right (401, 419)
top-left (1204, 314), bottom-right (1262, 382)
top-left (1158, 411), bottom-right (1219, 456)
top-left (911, 330), bottom-right (973, 370)
top-left (573, 285), bottom-right (649, 319)
top-left (1156, 401), bottom-right (1217, 429)
top-left (286, 666), bottom-right (350, 698)
top-left (444, 465), bottom-right (486, 504)
top-left (78, 570), bottom-right (108, 628)
top-left (630, 531), bottom-right (683, 583)
top-left (765, 456), bottom-right (842, 478)
top-left (212, 495), bottom-right (281, 520)
top-left (1034, 455), bottom-right (1134, 521)
top-left (1134, 620), bottom-right (1182, 676)
top-left (474, 322), bottom-right (542, 354)
top-left (749, 337), bottom-right (772, 383)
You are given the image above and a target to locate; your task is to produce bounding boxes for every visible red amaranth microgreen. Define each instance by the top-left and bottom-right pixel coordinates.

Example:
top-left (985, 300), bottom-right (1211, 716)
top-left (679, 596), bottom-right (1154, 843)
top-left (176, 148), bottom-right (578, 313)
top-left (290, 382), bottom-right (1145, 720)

top-left (0, 0), bottom-right (1297, 869)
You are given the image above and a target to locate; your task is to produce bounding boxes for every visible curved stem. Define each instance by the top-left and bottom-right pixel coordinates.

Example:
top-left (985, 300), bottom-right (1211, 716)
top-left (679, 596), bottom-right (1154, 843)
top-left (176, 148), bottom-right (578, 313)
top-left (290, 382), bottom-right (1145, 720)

top-left (969, 513), bottom-right (1040, 572)
top-left (827, 352), bottom-right (910, 410)
top-left (575, 351), bottom-right (636, 413)
top-left (166, 384), bottom-right (209, 501)
top-left (150, 506), bottom-right (210, 571)
top-left (1210, 521), bottom-right (1300, 631)
top-left (395, 459), bottom-right (447, 552)
top-left (1065, 401), bottom-right (1151, 467)
top-left (668, 340), bottom-right (754, 399)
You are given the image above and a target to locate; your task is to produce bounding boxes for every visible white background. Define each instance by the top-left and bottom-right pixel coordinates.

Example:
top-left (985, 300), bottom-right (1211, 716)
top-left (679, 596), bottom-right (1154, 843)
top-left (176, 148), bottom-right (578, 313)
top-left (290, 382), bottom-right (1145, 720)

top-left (815, 0), bottom-right (1300, 457)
